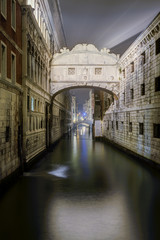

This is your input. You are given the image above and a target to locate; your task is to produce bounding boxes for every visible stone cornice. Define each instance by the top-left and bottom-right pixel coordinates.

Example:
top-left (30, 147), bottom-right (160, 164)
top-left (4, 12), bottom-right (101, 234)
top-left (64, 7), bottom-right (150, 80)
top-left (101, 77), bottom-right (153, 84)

top-left (120, 12), bottom-right (160, 64)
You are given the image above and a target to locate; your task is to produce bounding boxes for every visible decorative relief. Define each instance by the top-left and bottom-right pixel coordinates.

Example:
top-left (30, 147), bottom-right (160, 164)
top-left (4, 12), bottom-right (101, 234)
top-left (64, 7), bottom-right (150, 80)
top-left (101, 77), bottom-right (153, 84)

top-left (95, 68), bottom-right (102, 75)
top-left (68, 68), bottom-right (75, 75)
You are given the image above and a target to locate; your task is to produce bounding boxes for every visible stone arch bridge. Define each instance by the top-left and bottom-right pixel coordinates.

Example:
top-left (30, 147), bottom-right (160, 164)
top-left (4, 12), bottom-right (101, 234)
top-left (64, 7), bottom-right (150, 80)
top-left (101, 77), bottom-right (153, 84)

top-left (50, 44), bottom-right (120, 99)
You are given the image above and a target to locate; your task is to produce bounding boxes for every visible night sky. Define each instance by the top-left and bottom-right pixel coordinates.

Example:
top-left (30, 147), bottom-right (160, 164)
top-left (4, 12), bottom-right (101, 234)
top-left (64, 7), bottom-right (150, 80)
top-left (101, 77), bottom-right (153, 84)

top-left (57, 0), bottom-right (160, 54)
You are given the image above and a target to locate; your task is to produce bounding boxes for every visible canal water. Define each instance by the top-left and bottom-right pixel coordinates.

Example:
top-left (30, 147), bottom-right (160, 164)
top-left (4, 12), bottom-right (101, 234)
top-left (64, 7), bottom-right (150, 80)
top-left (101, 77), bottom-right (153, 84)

top-left (0, 126), bottom-right (160, 240)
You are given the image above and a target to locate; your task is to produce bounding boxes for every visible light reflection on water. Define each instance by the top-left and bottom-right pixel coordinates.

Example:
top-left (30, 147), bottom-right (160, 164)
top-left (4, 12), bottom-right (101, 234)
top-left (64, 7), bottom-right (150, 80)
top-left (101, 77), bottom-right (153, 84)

top-left (48, 165), bottom-right (69, 178)
top-left (0, 126), bottom-right (160, 240)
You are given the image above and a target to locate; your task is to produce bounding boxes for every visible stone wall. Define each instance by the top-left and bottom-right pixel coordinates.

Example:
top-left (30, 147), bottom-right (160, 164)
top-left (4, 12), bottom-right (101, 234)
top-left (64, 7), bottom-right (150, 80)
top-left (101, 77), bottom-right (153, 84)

top-left (0, 85), bottom-right (22, 181)
top-left (0, 0), bottom-right (23, 182)
top-left (102, 13), bottom-right (160, 164)
top-left (50, 91), bottom-right (72, 144)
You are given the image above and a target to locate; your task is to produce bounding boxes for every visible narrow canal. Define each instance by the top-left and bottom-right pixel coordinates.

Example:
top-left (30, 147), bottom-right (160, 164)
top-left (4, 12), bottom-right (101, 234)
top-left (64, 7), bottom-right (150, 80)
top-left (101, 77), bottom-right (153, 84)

top-left (0, 126), bottom-right (160, 240)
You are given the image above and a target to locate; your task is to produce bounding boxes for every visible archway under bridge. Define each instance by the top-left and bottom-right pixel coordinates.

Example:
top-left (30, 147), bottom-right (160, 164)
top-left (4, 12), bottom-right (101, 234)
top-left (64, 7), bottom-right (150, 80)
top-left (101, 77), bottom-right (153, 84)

top-left (50, 44), bottom-right (120, 138)
top-left (50, 44), bottom-right (120, 99)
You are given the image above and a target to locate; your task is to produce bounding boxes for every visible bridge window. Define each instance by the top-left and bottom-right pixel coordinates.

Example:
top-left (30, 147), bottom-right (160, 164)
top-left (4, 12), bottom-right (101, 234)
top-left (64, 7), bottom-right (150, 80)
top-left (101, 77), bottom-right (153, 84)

top-left (95, 68), bottom-right (102, 75)
top-left (68, 68), bottom-right (75, 75)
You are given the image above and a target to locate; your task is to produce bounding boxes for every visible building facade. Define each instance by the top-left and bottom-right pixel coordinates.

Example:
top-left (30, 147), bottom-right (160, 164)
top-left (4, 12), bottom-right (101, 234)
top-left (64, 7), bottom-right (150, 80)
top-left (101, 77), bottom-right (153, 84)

top-left (102, 13), bottom-right (160, 164)
top-left (0, 0), bottom-right (72, 183)
top-left (0, 0), bottom-right (23, 181)
top-left (21, 0), bottom-right (70, 164)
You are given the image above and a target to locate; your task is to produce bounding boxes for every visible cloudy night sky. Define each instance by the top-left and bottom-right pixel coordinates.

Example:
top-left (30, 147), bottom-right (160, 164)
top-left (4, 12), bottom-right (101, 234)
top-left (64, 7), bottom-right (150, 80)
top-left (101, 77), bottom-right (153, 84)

top-left (57, 0), bottom-right (160, 54)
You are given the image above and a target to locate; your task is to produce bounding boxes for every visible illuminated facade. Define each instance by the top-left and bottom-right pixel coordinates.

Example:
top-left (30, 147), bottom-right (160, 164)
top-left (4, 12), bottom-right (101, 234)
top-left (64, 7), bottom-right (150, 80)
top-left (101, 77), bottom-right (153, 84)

top-left (0, 0), bottom-right (72, 182)
top-left (102, 13), bottom-right (160, 163)
top-left (0, 0), bottom-right (23, 180)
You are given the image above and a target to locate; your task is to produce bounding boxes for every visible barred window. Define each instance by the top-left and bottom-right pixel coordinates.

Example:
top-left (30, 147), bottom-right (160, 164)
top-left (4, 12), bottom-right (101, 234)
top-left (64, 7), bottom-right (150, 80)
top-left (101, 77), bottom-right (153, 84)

top-left (153, 124), bottom-right (160, 138)
top-left (131, 62), bottom-right (134, 73)
top-left (141, 52), bottom-right (145, 64)
top-left (129, 122), bottom-right (132, 132)
top-left (139, 123), bottom-right (144, 135)
top-left (141, 83), bottom-right (145, 96)
top-left (156, 38), bottom-right (160, 55)
top-left (116, 121), bottom-right (118, 130)
top-left (121, 121), bottom-right (124, 131)
top-left (112, 121), bottom-right (114, 129)
top-left (68, 68), bottom-right (75, 75)
top-left (6, 126), bottom-right (10, 142)
top-left (95, 68), bottom-right (102, 75)
top-left (130, 88), bottom-right (134, 99)
top-left (122, 69), bottom-right (125, 78)
top-left (155, 76), bottom-right (160, 92)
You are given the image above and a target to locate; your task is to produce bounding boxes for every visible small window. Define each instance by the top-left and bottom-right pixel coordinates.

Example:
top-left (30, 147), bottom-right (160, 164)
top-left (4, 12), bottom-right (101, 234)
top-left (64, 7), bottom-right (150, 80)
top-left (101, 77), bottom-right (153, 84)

top-left (31, 97), bottom-right (34, 111)
top-left (68, 68), bottom-right (75, 75)
top-left (112, 121), bottom-right (114, 129)
top-left (156, 38), bottom-right (160, 55)
top-left (116, 121), bottom-right (118, 130)
top-left (27, 95), bottom-right (30, 112)
top-left (11, 53), bottom-right (16, 83)
top-left (141, 52), bottom-right (145, 64)
top-left (107, 120), bottom-right (109, 130)
top-left (34, 99), bottom-right (36, 111)
top-left (6, 126), bottom-right (10, 142)
top-left (1, 43), bottom-right (7, 78)
top-left (11, 0), bottom-right (16, 30)
top-left (153, 124), bottom-right (160, 138)
top-left (95, 68), bottom-right (102, 75)
top-left (129, 122), bottom-right (132, 132)
top-left (122, 69), bottom-right (125, 78)
top-left (121, 121), bottom-right (124, 131)
top-left (141, 83), bottom-right (145, 96)
top-left (155, 76), bottom-right (160, 92)
top-left (123, 92), bottom-right (125, 102)
top-left (1, 0), bottom-right (7, 18)
top-left (131, 62), bottom-right (134, 73)
top-left (139, 123), bottom-right (144, 135)
top-left (130, 88), bottom-right (134, 99)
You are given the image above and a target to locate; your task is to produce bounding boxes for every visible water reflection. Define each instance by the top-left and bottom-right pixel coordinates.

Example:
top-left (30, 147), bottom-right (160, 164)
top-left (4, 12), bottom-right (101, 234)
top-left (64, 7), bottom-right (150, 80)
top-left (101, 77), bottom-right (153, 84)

top-left (0, 126), bottom-right (160, 240)
top-left (48, 165), bottom-right (69, 178)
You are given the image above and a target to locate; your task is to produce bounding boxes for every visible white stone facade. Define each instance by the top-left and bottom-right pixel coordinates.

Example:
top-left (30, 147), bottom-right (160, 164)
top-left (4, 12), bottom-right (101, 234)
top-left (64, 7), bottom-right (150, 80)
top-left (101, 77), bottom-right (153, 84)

top-left (50, 44), bottom-right (120, 98)
top-left (102, 13), bottom-right (160, 164)
top-left (21, 1), bottom-right (69, 163)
